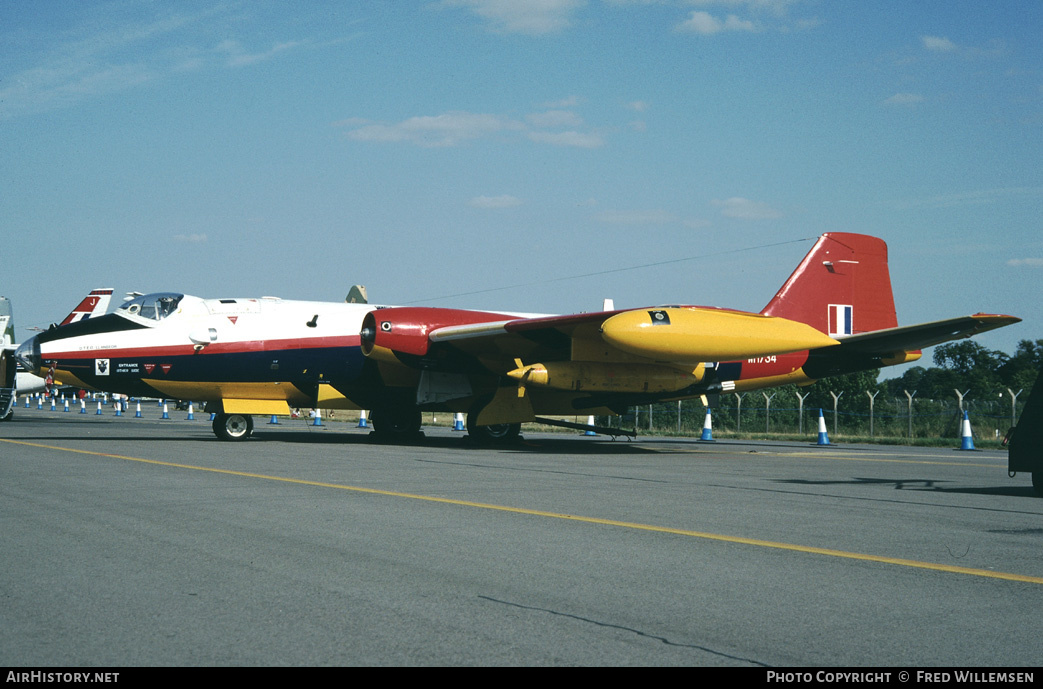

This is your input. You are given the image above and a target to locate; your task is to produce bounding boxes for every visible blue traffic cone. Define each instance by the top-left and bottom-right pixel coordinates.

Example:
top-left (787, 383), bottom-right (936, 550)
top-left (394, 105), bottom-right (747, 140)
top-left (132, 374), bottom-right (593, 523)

top-left (161, 403), bottom-right (169, 419)
top-left (96, 401), bottom-right (103, 415)
top-left (816, 409), bottom-right (830, 445)
top-left (268, 414), bottom-right (280, 424)
top-left (452, 413), bottom-right (465, 431)
top-left (699, 407), bottom-right (714, 441)
top-left (585, 415), bottom-right (597, 436)
top-left (63, 399), bottom-right (70, 412)
top-left (79, 400), bottom-right (86, 414)
top-left (135, 402), bottom-right (142, 418)
top-left (959, 411), bottom-right (976, 451)
top-left (312, 410), bottom-right (323, 427)
top-left (358, 410), bottom-right (369, 428)
top-left (186, 403), bottom-right (195, 420)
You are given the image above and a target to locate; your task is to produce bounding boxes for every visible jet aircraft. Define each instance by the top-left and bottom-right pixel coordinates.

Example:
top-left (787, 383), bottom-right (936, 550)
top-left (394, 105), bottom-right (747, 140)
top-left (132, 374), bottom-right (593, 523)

top-left (1, 288), bottom-right (113, 420)
top-left (14, 234), bottom-right (1019, 441)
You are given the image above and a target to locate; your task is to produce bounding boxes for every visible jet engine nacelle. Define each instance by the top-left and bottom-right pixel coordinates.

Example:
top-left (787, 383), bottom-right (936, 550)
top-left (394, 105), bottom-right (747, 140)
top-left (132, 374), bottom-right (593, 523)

top-left (360, 307), bottom-right (513, 365)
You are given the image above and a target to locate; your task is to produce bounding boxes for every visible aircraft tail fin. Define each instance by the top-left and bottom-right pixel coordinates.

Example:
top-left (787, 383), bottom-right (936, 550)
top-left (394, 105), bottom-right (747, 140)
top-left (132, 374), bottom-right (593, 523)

top-left (58, 288), bottom-right (114, 326)
top-left (0, 296), bottom-right (13, 348)
top-left (761, 233), bottom-right (898, 336)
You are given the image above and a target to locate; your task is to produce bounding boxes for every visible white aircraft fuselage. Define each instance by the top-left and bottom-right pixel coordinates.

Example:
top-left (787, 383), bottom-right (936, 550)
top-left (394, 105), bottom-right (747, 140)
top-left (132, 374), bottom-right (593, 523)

top-left (16, 293), bottom-right (379, 415)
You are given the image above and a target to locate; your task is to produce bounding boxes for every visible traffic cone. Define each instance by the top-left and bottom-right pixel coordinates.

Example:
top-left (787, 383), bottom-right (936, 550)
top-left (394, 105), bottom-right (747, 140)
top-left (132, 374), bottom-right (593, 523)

top-left (63, 399), bottom-right (70, 412)
top-left (452, 412), bottom-right (465, 431)
top-left (268, 414), bottom-right (279, 424)
top-left (585, 415), bottom-right (597, 436)
top-left (186, 403), bottom-right (195, 420)
top-left (115, 401), bottom-right (122, 416)
top-left (312, 410), bottom-right (323, 427)
top-left (959, 411), bottom-right (976, 451)
top-left (135, 402), bottom-right (142, 418)
top-left (699, 407), bottom-right (714, 441)
top-left (161, 403), bottom-right (169, 419)
top-left (96, 400), bottom-right (103, 415)
top-left (80, 399), bottom-right (86, 414)
top-left (816, 409), bottom-right (830, 445)
top-left (358, 409), bottom-right (369, 428)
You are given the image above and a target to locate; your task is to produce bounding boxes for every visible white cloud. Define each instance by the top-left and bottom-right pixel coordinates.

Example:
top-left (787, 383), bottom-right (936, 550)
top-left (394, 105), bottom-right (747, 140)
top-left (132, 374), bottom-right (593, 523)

top-left (442, 0), bottom-right (586, 34)
top-left (343, 109), bottom-right (605, 148)
top-left (676, 11), bottom-right (757, 34)
top-left (527, 130), bottom-right (604, 148)
top-left (173, 233), bottom-right (208, 243)
top-left (1006, 258), bottom-right (1043, 267)
top-left (527, 110), bottom-right (584, 128)
top-left (219, 40), bottom-right (303, 68)
top-left (712, 197), bottom-right (782, 219)
top-left (882, 92), bottom-right (924, 106)
top-left (470, 195), bottom-right (523, 208)
top-left (345, 111), bottom-right (520, 147)
top-left (627, 100), bottom-right (649, 112)
top-left (922, 35), bottom-right (957, 52)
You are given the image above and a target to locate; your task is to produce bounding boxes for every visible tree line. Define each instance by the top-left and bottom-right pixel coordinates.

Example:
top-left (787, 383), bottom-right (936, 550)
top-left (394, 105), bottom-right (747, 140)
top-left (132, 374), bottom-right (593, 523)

top-left (623, 339), bottom-right (1043, 440)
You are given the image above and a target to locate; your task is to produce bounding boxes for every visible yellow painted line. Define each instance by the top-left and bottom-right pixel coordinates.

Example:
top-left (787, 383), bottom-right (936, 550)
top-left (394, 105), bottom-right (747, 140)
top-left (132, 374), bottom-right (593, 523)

top-left (4, 437), bottom-right (1041, 585)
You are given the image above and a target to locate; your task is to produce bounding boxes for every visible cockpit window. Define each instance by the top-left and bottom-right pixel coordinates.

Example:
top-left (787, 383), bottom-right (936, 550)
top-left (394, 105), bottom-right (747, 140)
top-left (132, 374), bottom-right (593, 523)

top-left (118, 293), bottom-right (184, 321)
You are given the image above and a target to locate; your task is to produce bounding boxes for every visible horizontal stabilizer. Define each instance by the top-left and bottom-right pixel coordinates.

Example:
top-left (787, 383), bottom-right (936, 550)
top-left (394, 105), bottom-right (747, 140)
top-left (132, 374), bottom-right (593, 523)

top-left (831, 313), bottom-right (1021, 355)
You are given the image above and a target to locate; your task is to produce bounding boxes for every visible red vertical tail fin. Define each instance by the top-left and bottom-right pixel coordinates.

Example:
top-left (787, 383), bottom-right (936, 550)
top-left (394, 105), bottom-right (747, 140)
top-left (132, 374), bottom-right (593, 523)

top-left (58, 288), bottom-right (114, 326)
top-left (761, 233), bottom-right (898, 336)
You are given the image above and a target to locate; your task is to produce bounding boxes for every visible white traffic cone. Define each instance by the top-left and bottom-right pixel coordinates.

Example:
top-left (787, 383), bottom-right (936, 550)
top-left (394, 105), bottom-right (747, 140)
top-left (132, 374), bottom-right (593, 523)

top-left (452, 412), bottom-right (465, 431)
top-left (699, 407), bottom-right (714, 441)
top-left (959, 411), bottom-right (976, 451)
top-left (358, 409), bottom-right (369, 428)
top-left (816, 409), bottom-right (830, 445)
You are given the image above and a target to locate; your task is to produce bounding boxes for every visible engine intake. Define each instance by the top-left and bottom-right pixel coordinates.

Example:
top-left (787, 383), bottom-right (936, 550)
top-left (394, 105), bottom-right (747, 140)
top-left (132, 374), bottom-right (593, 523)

top-left (360, 307), bottom-right (513, 366)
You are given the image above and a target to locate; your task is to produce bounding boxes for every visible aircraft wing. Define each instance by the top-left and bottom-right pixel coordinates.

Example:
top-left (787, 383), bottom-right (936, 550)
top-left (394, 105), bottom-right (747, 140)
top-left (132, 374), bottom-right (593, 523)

top-left (830, 313), bottom-right (1021, 355)
top-left (364, 305), bottom-right (840, 374)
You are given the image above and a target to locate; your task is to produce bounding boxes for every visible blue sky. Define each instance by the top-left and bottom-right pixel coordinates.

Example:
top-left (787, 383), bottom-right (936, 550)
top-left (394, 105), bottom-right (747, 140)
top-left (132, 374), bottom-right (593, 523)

top-left (3, 1), bottom-right (1041, 372)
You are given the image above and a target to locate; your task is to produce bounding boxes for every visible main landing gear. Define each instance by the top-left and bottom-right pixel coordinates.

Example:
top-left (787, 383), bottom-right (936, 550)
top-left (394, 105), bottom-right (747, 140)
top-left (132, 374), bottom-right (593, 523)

top-left (370, 406), bottom-right (423, 439)
top-left (465, 409), bottom-right (521, 444)
top-left (212, 412), bottom-right (254, 441)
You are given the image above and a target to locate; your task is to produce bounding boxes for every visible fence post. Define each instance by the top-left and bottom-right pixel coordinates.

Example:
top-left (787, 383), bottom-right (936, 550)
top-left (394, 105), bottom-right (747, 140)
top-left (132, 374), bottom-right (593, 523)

top-left (904, 390), bottom-right (917, 438)
top-left (795, 391), bottom-right (809, 434)
top-left (866, 390), bottom-right (878, 438)
top-left (830, 391), bottom-right (843, 436)
top-left (1007, 388), bottom-right (1023, 429)
top-left (762, 392), bottom-right (776, 433)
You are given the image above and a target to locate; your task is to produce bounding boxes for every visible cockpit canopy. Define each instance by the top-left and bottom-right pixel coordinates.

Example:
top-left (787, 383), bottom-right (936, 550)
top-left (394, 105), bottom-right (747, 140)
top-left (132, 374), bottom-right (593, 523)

top-left (117, 293), bottom-right (184, 321)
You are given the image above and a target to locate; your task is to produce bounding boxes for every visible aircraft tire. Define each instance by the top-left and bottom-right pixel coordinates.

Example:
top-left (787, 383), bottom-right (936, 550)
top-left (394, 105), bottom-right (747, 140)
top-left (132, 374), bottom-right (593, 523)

top-left (1033, 472), bottom-right (1042, 498)
top-left (371, 406), bottom-right (422, 437)
top-left (465, 411), bottom-right (521, 444)
top-left (213, 412), bottom-right (253, 441)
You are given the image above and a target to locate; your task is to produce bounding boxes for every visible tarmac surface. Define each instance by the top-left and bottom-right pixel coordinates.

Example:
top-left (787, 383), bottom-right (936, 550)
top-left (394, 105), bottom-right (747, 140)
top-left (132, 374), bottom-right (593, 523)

top-left (2, 403), bottom-right (1042, 667)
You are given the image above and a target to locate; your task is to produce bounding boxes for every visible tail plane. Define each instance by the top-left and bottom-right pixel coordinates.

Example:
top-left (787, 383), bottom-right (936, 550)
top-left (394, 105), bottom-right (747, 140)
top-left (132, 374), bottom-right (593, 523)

top-left (761, 233), bottom-right (1018, 371)
top-left (761, 233), bottom-right (898, 337)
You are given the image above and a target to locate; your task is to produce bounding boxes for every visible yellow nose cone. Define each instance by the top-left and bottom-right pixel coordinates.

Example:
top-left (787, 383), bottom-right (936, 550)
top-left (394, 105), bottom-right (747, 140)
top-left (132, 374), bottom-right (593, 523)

top-left (600, 307), bottom-right (839, 363)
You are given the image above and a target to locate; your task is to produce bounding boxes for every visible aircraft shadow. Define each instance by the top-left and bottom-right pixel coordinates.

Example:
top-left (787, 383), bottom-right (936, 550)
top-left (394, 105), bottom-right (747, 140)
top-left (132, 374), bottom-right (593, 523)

top-left (777, 476), bottom-right (1039, 499)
